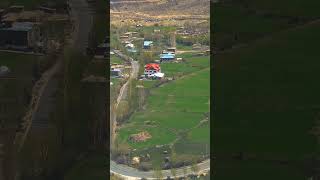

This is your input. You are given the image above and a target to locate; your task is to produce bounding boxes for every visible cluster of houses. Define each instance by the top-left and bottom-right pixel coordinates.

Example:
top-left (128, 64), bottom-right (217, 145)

top-left (0, 8), bottom-right (41, 51)
top-left (120, 31), bottom-right (140, 53)
top-left (93, 36), bottom-right (109, 59)
top-left (0, 5), bottom-right (62, 52)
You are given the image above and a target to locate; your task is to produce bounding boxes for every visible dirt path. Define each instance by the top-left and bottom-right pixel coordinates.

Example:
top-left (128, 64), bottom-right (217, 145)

top-left (111, 50), bottom-right (139, 146)
top-left (14, 59), bottom-right (62, 152)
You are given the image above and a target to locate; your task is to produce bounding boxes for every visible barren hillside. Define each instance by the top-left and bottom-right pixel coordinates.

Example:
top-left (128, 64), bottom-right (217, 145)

top-left (111, 0), bottom-right (210, 20)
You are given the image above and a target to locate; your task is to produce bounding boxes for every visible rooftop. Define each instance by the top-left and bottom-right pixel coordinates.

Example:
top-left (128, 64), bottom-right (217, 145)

top-left (144, 41), bottom-right (153, 46)
top-left (145, 63), bottom-right (160, 71)
top-left (0, 22), bottom-right (34, 31)
top-left (160, 53), bottom-right (175, 59)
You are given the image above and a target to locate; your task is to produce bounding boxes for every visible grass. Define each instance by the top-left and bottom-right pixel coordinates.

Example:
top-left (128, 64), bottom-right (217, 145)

top-left (64, 152), bottom-right (107, 180)
top-left (214, 160), bottom-right (305, 180)
top-left (161, 54), bottom-right (209, 77)
top-left (0, 52), bottom-right (40, 121)
top-left (117, 66), bottom-right (210, 152)
top-left (176, 43), bottom-right (193, 51)
top-left (111, 55), bottom-right (123, 64)
top-left (213, 4), bottom-right (298, 49)
top-left (243, 0), bottom-right (320, 18)
top-left (213, 18), bottom-right (320, 179)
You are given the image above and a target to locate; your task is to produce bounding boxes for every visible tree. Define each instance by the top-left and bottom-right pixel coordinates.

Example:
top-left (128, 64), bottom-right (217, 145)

top-left (153, 167), bottom-right (163, 180)
top-left (191, 160), bottom-right (200, 175)
top-left (183, 166), bottom-right (188, 178)
top-left (170, 148), bottom-right (178, 179)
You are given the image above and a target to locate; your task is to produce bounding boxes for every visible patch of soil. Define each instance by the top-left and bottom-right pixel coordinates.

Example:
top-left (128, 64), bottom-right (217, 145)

top-left (129, 131), bottom-right (152, 142)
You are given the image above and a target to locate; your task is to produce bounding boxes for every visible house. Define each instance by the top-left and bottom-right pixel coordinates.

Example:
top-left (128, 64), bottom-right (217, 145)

top-left (0, 9), bottom-right (5, 21)
top-left (160, 53), bottom-right (175, 62)
top-left (94, 43), bottom-right (108, 58)
top-left (38, 6), bottom-right (56, 14)
top-left (125, 43), bottom-right (137, 53)
top-left (0, 22), bottom-right (41, 50)
top-left (150, 72), bottom-right (164, 80)
top-left (119, 35), bottom-right (129, 40)
top-left (8, 6), bottom-right (24, 13)
top-left (144, 63), bottom-right (161, 77)
top-left (0, 66), bottom-right (10, 77)
top-left (143, 41), bottom-right (153, 49)
top-left (125, 43), bottom-right (134, 49)
top-left (111, 68), bottom-right (122, 77)
top-left (167, 47), bottom-right (176, 54)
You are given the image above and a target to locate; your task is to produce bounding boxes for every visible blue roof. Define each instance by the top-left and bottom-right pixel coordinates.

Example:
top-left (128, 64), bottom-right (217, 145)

top-left (160, 54), bottom-right (175, 59)
top-left (144, 41), bottom-right (153, 46)
top-left (1, 22), bottom-right (34, 31)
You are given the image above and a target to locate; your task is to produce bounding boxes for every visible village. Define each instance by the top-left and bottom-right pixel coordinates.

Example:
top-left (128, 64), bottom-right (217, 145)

top-left (110, 4), bottom-right (210, 178)
top-left (110, 24), bottom-right (210, 83)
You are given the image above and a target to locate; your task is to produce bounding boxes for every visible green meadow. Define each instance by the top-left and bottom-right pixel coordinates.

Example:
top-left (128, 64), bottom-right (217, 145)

top-left (117, 54), bottom-right (210, 163)
top-left (214, 18), bottom-right (320, 179)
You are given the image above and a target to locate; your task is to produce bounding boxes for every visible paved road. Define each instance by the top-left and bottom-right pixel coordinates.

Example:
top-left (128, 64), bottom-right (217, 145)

top-left (111, 159), bottom-right (210, 179)
top-left (110, 50), bottom-right (210, 179)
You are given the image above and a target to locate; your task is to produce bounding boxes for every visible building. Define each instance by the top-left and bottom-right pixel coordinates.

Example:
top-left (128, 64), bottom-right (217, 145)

top-left (94, 43), bottom-right (108, 58)
top-left (167, 47), bottom-right (176, 54)
top-left (160, 53), bottom-right (175, 62)
top-left (143, 41), bottom-right (153, 49)
top-left (111, 68), bottom-right (122, 77)
top-left (144, 63), bottom-right (161, 77)
top-left (150, 72), bottom-right (164, 80)
top-left (0, 22), bottom-right (41, 50)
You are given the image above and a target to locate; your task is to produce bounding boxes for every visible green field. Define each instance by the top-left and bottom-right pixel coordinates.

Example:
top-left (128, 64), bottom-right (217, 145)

top-left (160, 54), bottom-right (209, 77)
top-left (214, 18), bottom-right (320, 179)
top-left (0, 52), bottom-right (40, 103)
top-left (213, 3), bottom-right (300, 50)
top-left (116, 54), bottom-right (210, 167)
top-left (64, 152), bottom-right (107, 180)
top-left (243, 0), bottom-right (320, 17)
top-left (111, 55), bottom-right (122, 64)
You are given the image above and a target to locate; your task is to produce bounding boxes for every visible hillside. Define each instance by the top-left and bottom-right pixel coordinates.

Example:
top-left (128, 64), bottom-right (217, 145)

top-left (111, 0), bottom-right (210, 21)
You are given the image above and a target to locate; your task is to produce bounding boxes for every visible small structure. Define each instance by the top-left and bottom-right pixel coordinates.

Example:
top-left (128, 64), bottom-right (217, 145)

top-left (125, 43), bottom-right (134, 49)
top-left (119, 35), bottom-right (129, 40)
top-left (143, 40), bottom-right (153, 49)
top-left (0, 66), bottom-right (10, 76)
top-left (38, 6), bottom-right (56, 14)
top-left (192, 43), bottom-right (202, 50)
top-left (167, 47), bottom-right (176, 54)
top-left (111, 68), bottom-right (122, 77)
top-left (125, 43), bottom-right (137, 53)
top-left (0, 22), bottom-right (41, 50)
top-left (154, 29), bottom-right (160, 33)
top-left (160, 53), bottom-right (175, 62)
top-left (132, 157), bottom-right (140, 165)
top-left (94, 43), bottom-right (108, 58)
top-left (0, 9), bottom-right (5, 21)
top-left (150, 72), bottom-right (164, 80)
top-left (8, 6), bottom-right (24, 13)
top-left (144, 63), bottom-right (161, 77)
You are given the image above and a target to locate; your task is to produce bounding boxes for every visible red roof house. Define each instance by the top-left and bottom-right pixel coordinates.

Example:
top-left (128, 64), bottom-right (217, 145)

top-left (144, 63), bottom-right (161, 76)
